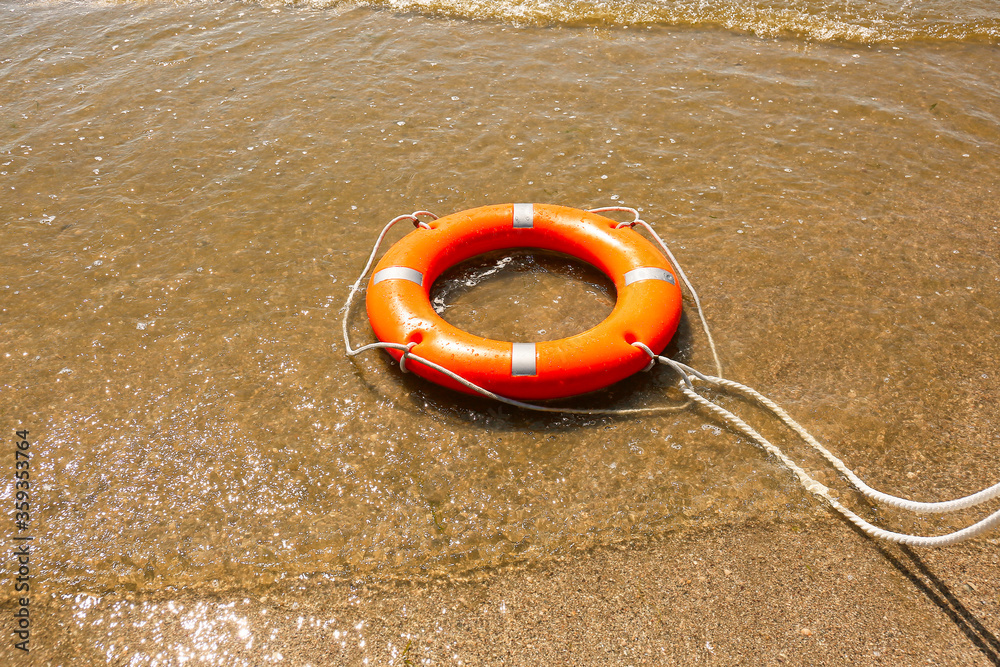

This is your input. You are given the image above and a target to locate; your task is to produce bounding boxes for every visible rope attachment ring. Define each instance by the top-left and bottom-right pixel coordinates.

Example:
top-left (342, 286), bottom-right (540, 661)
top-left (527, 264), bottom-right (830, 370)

top-left (630, 340), bottom-right (658, 372)
top-left (589, 205), bottom-right (641, 226)
top-left (399, 341), bottom-right (418, 373)
top-left (409, 210), bottom-right (439, 229)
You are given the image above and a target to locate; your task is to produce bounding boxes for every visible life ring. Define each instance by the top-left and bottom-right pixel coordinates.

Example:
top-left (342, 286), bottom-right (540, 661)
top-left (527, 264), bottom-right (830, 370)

top-left (365, 203), bottom-right (683, 400)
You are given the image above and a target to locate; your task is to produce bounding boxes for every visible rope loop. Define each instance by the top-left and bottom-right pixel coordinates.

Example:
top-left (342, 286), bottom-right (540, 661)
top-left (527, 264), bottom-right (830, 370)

top-left (410, 210), bottom-right (439, 229)
top-left (630, 340), bottom-right (658, 372)
top-left (399, 341), bottom-right (418, 373)
top-left (588, 205), bottom-right (641, 228)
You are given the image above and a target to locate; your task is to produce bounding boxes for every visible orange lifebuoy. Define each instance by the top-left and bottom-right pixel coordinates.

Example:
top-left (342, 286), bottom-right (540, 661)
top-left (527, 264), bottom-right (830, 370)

top-left (365, 203), bottom-right (683, 400)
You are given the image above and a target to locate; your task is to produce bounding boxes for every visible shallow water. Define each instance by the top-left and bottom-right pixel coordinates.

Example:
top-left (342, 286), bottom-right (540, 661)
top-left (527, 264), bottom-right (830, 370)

top-left (1, 0), bottom-right (999, 650)
top-left (279, 0), bottom-right (1000, 41)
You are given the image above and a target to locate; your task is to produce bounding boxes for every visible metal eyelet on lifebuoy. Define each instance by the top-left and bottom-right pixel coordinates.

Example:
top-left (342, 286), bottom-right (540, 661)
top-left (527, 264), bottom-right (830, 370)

top-left (365, 203), bottom-right (683, 400)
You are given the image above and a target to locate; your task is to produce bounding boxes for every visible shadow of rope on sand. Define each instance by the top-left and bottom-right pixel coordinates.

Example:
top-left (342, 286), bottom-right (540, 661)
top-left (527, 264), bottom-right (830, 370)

top-left (836, 513), bottom-right (1000, 666)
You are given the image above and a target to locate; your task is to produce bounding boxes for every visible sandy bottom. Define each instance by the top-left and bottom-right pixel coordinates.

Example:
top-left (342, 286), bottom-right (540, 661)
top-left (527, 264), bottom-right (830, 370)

top-left (9, 515), bottom-right (998, 665)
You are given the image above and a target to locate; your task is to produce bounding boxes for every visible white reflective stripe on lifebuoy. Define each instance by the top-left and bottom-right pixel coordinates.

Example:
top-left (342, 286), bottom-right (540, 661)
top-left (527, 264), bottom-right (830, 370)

top-left (511, 342), bottom-right (537, 376)
top-left (373, 267), bottom-right (424, 286)
top-left (623, 267), bottom-right (676, 286)
top-left (513, 203), bottom-right (534, 229)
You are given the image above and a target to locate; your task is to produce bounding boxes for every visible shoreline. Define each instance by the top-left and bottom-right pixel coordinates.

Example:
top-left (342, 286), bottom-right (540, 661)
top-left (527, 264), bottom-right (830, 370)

top-left (9, 516), bottom-right (999, 665)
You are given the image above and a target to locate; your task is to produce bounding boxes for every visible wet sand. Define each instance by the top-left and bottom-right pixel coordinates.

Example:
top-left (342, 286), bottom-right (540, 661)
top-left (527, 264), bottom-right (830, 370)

top-left (10, 516), bottom-right (1000, 664)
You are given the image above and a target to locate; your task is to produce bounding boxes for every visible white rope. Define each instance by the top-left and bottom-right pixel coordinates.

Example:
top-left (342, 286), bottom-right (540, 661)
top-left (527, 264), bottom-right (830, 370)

top-left (668, 367), bottom-right (1000, 548)
top-left (702, 374), bottom-right (1000, 514)
top-left (344, 339), bottom-right (683, 415)
top-left (341, 205), bottom-right (1000, 546)
top-left (341, 211), bottom-right (437, 356)
top-left (632, 219), bottom-right (723, 377)
top-left (590, 206), bottom-right (723, 377)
